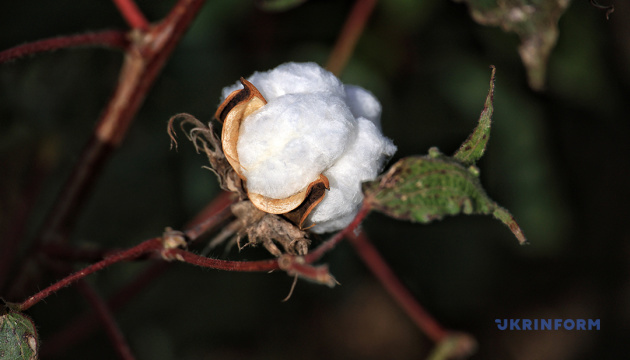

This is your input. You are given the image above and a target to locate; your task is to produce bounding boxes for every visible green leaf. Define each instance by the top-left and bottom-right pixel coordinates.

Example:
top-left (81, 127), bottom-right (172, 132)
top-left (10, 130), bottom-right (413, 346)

top-left (455, 0), bottom-right (570, 90)
top-left (363, 151), bottom-right (526, 244)
top-left (0, 308), bottom-right (38, 360)
top-left (453, 66), bottom-right (495, 166)
top-left (256, 0), bottom-right (307, 12)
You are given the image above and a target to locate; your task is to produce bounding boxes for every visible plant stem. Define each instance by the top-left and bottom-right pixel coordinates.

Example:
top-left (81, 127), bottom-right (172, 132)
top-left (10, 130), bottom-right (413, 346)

top-left (184, 197), bottom-right (235, 242)
top-left (7, 0), bottom-right (208, 301)
top-left (18, 238), bottom-right (163, 311)
top-left (0, 30), bottom-right (129, 64)
top-left (112, 0), bottom-right (150, 30)
top-left (347, 231), bottom-right (448, 343)
top-left (325, 0), bottom-right (378, 76)
top-left (77, 281), bottom-right (136, 360)
top-left (164, 248), bottom-right (280, 272)
top-left (305, 202), bottom-right (370, 263)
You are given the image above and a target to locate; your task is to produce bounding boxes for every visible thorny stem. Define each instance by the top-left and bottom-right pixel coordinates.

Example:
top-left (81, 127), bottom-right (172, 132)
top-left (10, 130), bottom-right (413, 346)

top-left (76, 281), bottom-right (136, 360)
top-left (112, 0), bottom-right (150, 30)
top-left (18, 238), bottom-right (163, 311)
top-left (6, 0), bottom-right (208, 300)
top-left (0, 30), bottom-right (129, 64)
top-left (347, 231), bottom-right (449, 343)
top-left (325, 0), bottom-right (378, 77)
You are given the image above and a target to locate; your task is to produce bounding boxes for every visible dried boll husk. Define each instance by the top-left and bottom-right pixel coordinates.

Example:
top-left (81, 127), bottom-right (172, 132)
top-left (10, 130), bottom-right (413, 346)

top-left (215, 78), bottom-right (328, 226)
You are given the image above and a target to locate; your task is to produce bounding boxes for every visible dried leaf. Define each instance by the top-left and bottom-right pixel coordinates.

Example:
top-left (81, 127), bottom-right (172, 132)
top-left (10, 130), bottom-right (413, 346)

top-left (453, 66), bottom-right (495, 166)
top-left (455, 0), bottom-right (571, 90)
top-left (0, 308), bottom-right (38, 360)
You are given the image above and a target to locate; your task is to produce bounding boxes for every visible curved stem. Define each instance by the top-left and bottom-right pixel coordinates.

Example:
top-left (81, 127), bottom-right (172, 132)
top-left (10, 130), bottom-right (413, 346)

top-left (18, 238), bottom-right (163, 311)
top-left (112, 0), bottom-right (150, 30)
top-left (326, 0), bottom-right (378, 76)
top-left (0, 30), bottom-right (129, 64)
top-left (348, 231), bottom-right (448, 343)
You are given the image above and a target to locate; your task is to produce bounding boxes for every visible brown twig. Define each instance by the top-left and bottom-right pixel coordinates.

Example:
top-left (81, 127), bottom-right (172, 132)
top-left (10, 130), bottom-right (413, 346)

top-left (112, 0), bottom-right (150, 30)
top-left (325, 0), bottom-right (378, 76)
top-left (76, 281), bottom-right (136, 360)
top-left (0, 30), bottom-right (129, 64)
top-left (347, 231), bottom-right (449, 343)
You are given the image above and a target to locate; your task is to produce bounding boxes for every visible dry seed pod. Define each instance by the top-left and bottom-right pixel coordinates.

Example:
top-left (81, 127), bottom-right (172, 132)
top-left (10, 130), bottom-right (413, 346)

top-left (216, 78), bottom-right (329, 218)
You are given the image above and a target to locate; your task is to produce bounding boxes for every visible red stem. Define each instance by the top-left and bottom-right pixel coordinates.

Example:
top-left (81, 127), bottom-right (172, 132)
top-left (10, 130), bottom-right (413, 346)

top-left (7, 0), bottom-right (208, 301)
top-left (112, 0), bottom-right (150, 30)
top-left (18, 238), bottom-right (163, 311)
top-left (347, 231), bottom-right (448, 343)
top-left (325, 0), bottom-right (378, 76)
top-left (164, 248), bottom-right (280, 272)
top-left (184, 198), bottom-right (235, 241)
top-left (305, 202), bottom-right (370, 263)
top-left (0, 30), bottom-right (129, 64)
top-left (77, 281), bottom-right (136, 360)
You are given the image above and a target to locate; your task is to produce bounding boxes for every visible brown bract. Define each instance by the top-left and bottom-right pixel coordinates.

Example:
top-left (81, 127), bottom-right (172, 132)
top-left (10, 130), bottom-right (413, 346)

top-left (215, 79), bottom-right (329, 225)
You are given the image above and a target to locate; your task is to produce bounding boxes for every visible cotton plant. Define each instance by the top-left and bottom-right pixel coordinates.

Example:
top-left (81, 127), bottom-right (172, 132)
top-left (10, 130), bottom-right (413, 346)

top-left (170, 62), bottom-right (525, 258)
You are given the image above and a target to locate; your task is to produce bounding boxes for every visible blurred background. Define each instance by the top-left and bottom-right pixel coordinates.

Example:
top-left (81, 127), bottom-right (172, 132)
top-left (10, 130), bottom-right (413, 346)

top-left (1, 0), bottom-right (628, 358)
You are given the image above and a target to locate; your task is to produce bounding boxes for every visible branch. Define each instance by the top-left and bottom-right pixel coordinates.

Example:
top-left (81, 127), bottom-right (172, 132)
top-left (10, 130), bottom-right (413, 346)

top-left (112, 0), bottom-right (150, 30)
top-left (76, 281), bottom-right (136, 360)
top-left (0, 30), bottom-right (129, 64)
top-left (347, 230), bottom-right (449, 343)
top-left (325, 0), bottom-right (378, 76)
top-left (18, 238), bottom-right (163, 311)
top-left (7, 0), bottom-right (208, 301)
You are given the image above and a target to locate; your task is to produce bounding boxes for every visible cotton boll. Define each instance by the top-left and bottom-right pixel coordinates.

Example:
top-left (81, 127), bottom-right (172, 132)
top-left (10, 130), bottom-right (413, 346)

top-left (221, 62), bottom-right (345, 101)
top-left (344, 85), bottom-right (382, 128)
top-left (309, 118), bottom-right (397, 233)
top-left (237, 92), bottom-right (356, 199)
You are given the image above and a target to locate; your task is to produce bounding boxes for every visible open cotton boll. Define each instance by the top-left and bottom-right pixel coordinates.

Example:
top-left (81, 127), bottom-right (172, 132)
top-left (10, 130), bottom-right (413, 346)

top-left (309, 118), bottom-right (397, 233)
top-left (221, 62), bottom-right (345, 101)
top-left (219, 61), bottom-right (396, 233)
top-left (237, 92), bottom-right (356, 200)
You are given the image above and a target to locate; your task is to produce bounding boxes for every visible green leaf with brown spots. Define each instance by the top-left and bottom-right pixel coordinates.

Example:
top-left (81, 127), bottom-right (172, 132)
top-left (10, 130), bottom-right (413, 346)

top-left (0, 307), bottom-right (38, 360)
top-left (454, 0), bottom-right (571, 90)
top-left (454, 66), bottom-right (495, 166)
top-left (363, 149), bottom-right (526, 244)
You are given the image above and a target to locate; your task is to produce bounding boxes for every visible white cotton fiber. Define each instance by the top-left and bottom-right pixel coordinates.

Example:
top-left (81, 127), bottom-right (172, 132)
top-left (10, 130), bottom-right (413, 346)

top-left (309, 118), bottom-right (397, 233)
top-left (220, 62), bottom-right (397, 233)
top-left (237, 93), bottom-right (356, 199)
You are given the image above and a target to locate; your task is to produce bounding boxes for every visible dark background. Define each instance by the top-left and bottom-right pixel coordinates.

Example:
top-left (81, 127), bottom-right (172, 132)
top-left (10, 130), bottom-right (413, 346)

top-left (1, 0), bottom-right (628, 359)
